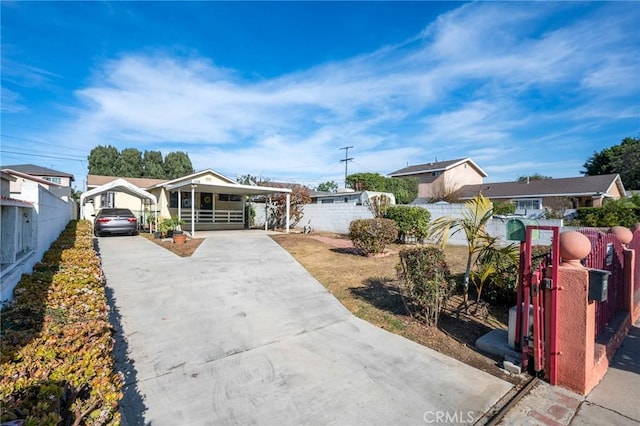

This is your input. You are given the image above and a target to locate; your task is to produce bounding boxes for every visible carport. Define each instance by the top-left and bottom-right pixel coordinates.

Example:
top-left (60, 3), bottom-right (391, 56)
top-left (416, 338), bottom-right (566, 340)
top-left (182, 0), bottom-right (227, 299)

top-left (80, 178), bottom-right (158, 233)
top-left (163, 179), bottom-right (292, 237)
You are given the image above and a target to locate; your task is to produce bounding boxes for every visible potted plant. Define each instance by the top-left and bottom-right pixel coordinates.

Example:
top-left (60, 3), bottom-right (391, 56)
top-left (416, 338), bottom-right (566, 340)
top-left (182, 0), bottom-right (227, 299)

top-left (158, 215), bottom-right (186, 242)
top-left (156, 217), bottom-right (171, 238)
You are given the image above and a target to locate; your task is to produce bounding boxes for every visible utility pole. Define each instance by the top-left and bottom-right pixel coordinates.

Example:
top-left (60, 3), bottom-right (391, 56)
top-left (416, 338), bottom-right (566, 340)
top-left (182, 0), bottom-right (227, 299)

top-left (339, 146), bottom-right (354, 189)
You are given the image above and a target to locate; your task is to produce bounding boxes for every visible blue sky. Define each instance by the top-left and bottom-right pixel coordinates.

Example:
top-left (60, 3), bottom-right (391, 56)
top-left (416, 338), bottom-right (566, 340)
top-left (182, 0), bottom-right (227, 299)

top-left (2, 1), bottom-right (639, 190)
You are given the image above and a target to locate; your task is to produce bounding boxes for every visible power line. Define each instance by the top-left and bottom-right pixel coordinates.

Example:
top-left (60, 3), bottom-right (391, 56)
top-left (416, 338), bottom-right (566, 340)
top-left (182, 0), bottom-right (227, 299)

top-left (339, 146), bottom-right (354, 188)
top-left (0, 150), bottom-right (87, 162)
top-left (1, 144), bottom-right (87, 160)
top-left (1, 134), bottom-right (89, 153)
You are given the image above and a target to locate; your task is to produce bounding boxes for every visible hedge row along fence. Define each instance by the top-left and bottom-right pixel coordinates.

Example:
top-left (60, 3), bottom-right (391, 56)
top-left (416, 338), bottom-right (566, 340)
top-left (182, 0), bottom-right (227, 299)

top-left (0, 220), bottom-right (122, 425)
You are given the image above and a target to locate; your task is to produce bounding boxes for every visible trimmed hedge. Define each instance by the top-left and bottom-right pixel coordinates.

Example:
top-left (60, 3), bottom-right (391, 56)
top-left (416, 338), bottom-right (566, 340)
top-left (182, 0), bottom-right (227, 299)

top-left (576, 205), bottom-right (640, 228)
top-left (384, 206), bottom-right (431, 243)
top-left (348, 218), bottom-right (398, 255)
top-left (0, 220), bottom-right (122, 425)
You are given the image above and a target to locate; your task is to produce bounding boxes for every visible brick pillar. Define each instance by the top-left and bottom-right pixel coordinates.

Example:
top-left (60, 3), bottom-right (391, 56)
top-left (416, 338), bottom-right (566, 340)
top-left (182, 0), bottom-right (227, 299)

top-left (556, 265), bottom-right (595, 394)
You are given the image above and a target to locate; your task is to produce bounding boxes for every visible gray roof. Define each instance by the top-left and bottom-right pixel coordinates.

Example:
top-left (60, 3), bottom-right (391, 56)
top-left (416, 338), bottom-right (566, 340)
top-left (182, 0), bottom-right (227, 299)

top-left (389, 157), bottom-right (488, 177)
top-left (458, 174), bottom-right (624, 199)
top-left (1, 164), bottom-right (75, 181)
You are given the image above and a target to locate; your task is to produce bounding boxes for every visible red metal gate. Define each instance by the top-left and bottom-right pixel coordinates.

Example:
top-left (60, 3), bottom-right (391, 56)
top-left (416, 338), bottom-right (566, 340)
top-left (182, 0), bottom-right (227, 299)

top-left (515, 226), bottom-right (560, 384)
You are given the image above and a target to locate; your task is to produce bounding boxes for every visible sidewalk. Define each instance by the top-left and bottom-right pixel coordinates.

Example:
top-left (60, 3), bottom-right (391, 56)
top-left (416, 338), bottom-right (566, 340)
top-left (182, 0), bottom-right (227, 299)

top-left (498, 318), bottom-right (640, 425)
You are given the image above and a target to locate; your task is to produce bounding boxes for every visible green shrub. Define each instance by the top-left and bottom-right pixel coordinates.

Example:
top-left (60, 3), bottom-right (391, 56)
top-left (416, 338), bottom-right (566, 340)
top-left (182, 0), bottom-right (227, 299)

top-left (481, 246), bottom-right (548, 307)
top-left (1, 220), bottom-right (122, 425)
top-left (396, 246), bottom-right (451, 326)
top-left (384, 205), bottom-right (431, 243)
top-left (575, 198), bottom-right (640, 228)
top-left (348, 218), bottom-right (398, 255)
top-left (492, 201), bottom-right (516, 216)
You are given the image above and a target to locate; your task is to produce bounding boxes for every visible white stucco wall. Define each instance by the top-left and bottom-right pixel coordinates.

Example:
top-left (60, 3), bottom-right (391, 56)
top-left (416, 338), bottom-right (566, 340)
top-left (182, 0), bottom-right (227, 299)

top-left (1, 182), bottom-right (72, 304)
top-left (252, 201), bottom-right (562, 246)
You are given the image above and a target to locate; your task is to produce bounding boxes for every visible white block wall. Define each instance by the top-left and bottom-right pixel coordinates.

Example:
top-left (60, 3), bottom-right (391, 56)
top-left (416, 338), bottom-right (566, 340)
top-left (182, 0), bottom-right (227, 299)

top-left (1, 182), bottom-right (72, 304)
top-left (253, 201), bottom-right (563, 245)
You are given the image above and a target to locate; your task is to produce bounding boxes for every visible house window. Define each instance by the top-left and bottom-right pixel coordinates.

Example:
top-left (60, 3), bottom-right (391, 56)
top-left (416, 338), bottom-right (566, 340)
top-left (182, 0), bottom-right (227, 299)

top-left (218, 194), bottom-right (242, 202)
top-left (432, 171), bottom-right (441, 177)
top-left (100, 192), bottom-right (116, 208)
top-left (43, 176), bottom-right (62, 184)
top-left (513, 199), bottom-right (542, 211)
top-left (321, 199), bottom-right (334, 204)
top-left (169, 192), bottom-right (192, 208)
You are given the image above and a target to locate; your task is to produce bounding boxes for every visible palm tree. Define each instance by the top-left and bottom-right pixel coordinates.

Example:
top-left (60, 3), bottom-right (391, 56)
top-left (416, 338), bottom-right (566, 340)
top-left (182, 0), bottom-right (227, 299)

top-left (472, 236), bottom-right (519, 307)
top-left (430, 194), bottom-right (494, 305)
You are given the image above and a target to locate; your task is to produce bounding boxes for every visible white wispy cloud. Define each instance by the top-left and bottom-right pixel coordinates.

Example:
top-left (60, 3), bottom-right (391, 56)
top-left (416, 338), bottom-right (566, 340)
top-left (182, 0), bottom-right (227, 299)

top-left (16, 2), bottom-right (639, 185)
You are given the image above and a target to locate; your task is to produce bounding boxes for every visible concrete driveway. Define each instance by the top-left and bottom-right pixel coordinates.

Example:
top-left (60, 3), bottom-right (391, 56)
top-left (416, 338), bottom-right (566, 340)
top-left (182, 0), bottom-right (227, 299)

top-left (98, 231), bottom-right (512, 425)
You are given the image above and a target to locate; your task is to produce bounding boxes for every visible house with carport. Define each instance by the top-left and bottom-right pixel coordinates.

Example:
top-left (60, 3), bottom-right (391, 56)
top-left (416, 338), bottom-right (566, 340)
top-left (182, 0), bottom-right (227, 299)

top-left (82, 169), bottom-right (293, 234)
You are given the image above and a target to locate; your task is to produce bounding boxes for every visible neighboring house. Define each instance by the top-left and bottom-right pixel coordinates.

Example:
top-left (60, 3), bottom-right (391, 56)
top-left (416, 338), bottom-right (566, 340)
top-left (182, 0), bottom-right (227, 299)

top-left (389, 158), bottom-right (487, 202)
top-left (1, 164), bottom-right (74, 200)
top-left (3, 168), bottom-right (69, 201)
top-left (310, 189), bottom-right (396, 205)
top-left (1, 169), bottom-right (74, 303)
top-left (458, 174), bottom-right (626, 214)
top-left (83, 169), bottom-right (292, 232)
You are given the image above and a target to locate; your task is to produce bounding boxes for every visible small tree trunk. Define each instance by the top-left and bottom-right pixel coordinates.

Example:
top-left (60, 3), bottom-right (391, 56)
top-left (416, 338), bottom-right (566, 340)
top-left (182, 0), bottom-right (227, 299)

top-left (463, 254), bottom-right (473, 306)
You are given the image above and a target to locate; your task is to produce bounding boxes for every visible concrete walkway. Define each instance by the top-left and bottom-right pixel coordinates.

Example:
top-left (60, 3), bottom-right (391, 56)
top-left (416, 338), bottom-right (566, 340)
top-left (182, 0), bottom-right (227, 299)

top-left (98, 231), bottom-right (512, 425)
top-left (499, 317), bottom-right (640, 425)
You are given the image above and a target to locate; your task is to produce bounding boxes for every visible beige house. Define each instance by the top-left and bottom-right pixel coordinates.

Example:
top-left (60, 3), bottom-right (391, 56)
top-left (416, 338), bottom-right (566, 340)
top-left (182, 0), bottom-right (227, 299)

top-left (83, 169), bottom-right (292, 233)
top-left (389, 158), bottom-right (487, 202)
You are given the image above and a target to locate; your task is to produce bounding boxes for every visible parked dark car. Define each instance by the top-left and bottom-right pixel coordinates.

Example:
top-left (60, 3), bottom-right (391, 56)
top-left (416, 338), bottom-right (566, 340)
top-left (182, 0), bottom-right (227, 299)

top-left (93, 208), bottom-right (138, 237)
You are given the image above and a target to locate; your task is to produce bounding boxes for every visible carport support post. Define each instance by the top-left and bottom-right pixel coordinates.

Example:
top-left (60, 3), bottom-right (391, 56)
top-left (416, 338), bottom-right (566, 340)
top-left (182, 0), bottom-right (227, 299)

top-left (191, 183), bottom-right (196, 237)
top-left (285, 193), bottom-right (290, 233)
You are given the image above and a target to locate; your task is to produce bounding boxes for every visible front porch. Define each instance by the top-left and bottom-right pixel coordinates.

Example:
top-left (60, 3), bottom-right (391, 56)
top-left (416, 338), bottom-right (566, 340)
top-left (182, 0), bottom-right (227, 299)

top-left (161, 171), bottom-right (292, 236)
top-left (175, 208), bottom-right (245, 231)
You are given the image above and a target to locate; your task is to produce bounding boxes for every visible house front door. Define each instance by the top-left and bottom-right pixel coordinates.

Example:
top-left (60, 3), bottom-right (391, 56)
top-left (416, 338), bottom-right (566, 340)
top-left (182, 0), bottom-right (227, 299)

top-left (201, 192), bottom-right (213, 210)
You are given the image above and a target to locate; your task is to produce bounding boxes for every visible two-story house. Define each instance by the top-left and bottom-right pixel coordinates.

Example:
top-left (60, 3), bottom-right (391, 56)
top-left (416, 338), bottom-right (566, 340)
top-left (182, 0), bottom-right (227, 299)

top-left (388, 158), bottom-right (487, 202)
top-left (1, 164), bottom-right (75, 201)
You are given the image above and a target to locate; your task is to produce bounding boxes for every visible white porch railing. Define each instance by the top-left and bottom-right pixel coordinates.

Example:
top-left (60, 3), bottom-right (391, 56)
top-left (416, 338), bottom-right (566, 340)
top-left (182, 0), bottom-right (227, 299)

top-left (180, 209), bottom-right (243, 224)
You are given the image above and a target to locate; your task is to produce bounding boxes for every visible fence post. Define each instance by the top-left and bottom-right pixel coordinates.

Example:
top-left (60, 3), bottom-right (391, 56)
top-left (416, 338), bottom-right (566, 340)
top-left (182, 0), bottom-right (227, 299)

top-left (555, 231), bottom-right (594, 394)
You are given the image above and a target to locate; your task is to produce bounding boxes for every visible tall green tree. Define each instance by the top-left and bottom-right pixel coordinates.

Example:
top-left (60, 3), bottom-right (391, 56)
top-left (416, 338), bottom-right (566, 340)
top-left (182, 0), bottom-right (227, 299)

top-left (116, 148), bottom-right (143, 177)
top-left (237, 174), bottom-right (266, 186)
top-left (143, 150), bottom-right (165, 179)
top-left (384, 177), bottom-right (418, 204)
top-left (346, 173), bottom-right (418, 204)
top-left (316, 181), bottom-right (338, 193)
top-left (88, 145), bottom-right (119, 176)
top-left (583, 137), bottom-right (640, 189)
top-left (517, 173), bottom-right (552, 182)
top-left (346, 173), bottom-right (386, 191)
top-left (164, 151), bottom-right (194, 179)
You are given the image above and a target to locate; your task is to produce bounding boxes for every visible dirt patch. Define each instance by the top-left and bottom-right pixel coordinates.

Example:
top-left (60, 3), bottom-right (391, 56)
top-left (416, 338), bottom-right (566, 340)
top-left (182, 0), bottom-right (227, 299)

top-left (139, 232), bottom-right (205, 257)
top-left (271, 232), bottom-right (525, 385)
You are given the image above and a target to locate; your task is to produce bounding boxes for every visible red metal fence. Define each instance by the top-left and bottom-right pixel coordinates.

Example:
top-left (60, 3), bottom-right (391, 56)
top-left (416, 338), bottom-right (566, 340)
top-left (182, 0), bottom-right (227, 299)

top-left (630, 229), bottom-right (640, 308)
top-left (577, 229), bottom-right (626, 338)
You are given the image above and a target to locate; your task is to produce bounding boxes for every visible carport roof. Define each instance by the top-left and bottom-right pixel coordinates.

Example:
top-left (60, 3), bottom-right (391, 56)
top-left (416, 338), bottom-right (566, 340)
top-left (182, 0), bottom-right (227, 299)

top-left (80, 178), bottom-right (158, 204)
top-left (153, 169), bottom-right (292, 195)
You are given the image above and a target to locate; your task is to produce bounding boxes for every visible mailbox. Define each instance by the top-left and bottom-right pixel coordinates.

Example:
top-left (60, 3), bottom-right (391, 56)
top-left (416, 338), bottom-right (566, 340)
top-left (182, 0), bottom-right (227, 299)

top-left (506, 218), bottom-right (539, 242)
top-left (588, 269), bottom-right (610, 302)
